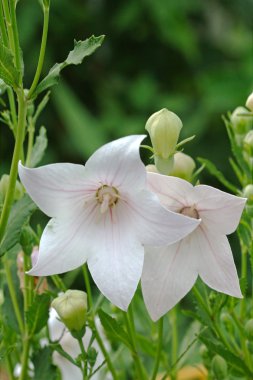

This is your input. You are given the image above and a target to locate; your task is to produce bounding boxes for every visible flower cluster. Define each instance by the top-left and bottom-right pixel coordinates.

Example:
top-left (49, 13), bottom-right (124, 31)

top-left (19, 126), bottom-right (245, 321)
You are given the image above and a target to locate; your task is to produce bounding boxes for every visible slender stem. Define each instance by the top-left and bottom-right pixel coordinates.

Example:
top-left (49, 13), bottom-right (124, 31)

top-left (77, 336), bottom-right (88, 380)
top-left (123, 306), bottom-right (146, 380)
top-left (7, 87), bottom-right (17, 130)
top-left (9, 0), bottom-right (22, 77)
top-left (6, 353), bottom-right (15, 380)
top-left (0, 90), bottom-right (27, 243)
top-left (23, 253), bottom-right (33, 310)
top-left (82, 264), bottom-right (93, 309)
top-left (18, 335), bottom-right (30, 380)
top-left (83, 271), bottom-right (118, 380)
top-left (28, 2), bottom-right (50, 98)
top-left (3, 256), bottom-right (24, 333)
top-left (240, 242), bottom-right (247, 319)
top-left (51, 274), bottom-right (67, 292)
top-left (151, 317), bottom-right (163, 380)
top-left (170, 307), bottom-right (178, 380)
top-left (25, 117), bottom-right (35, 167)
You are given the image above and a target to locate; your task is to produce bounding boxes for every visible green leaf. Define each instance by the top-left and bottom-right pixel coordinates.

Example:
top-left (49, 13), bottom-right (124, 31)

top-left (51, 343), bottom-right (80, 367)
top-left (30, 126), bottom-right (48, 167)
top-left (26, 293), bottom-right (51, 334)
top-left (0, 45), bottom-right (19, 88)
top-left (197, 157), bottom-right (239, 194)
top-left (33, 35), bottom-right (105, 98)
top-left (33, 347), bottom-right (59, 380)
top-left (0, 195), bottom-right (37, 256)
top-left (98, 309), bottom-right (132, 349)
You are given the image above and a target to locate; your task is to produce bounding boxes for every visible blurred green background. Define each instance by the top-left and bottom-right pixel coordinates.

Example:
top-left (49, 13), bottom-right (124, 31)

top-left (2, 0), bottom-right (253, 183)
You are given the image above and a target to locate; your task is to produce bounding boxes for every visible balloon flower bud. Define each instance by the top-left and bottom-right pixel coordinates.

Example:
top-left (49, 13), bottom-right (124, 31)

top-left (145, 108), bottom-right (182, 174)
top-left (52, 290), bottom-right (88, 333)
top-left (246, 92), bottom-right (253, 112)
top-left (230, 107), bottom-right (252, 138)
top-left (244, 130), bottom-right (253, 157)
top-left (211, 355), bottom-right (227, 379)
top-left (243, 184), bottom-right (253, 217)
top-left (170, 152), bottom-right (196, 181)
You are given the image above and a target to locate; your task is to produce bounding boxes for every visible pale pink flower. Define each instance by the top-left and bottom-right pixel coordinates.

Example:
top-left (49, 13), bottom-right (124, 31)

top-left (142, 173), bottom-right (246, 321)
top-left (18, 136), bottom-right (199, 310)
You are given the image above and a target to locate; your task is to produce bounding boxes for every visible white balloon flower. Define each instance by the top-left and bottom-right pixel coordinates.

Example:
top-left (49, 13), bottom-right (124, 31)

top-left (142, 173), bottom-right (246, 321)
top-left (18, 135), bottom-right (199, 310)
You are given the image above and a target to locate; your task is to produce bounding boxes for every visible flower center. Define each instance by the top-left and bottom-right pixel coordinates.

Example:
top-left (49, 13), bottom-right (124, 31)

top-left (96, 185), bottom-right (119, 214)
top-left (180, 205), bottom-right (199, 219)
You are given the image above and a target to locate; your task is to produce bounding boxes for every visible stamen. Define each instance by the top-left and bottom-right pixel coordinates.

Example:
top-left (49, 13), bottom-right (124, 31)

top-left (180, 205), bottom-right (199, 219)
top-left (96, 185), bottom-right (120, 214)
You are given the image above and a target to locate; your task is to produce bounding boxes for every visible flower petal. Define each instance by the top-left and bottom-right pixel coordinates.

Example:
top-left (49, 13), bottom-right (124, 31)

top-left (18, 162), bottom-right (94, 218)
top-left (85, 135), bottom-right (147, 191)
top-left (87, 202), bottom-right (144, 310)
top-left (147, 173), bottom-right (194, 212)
top-left (142, 235), bottom-right (198, 321)
top-left (127, 190), bottom-right (200, 246)
top-left (196, 226), bottom-right (242, 298)
top-left (195, 185), bottom-right (246, 235)
top-left (28, 202), bottom-right (98, 275)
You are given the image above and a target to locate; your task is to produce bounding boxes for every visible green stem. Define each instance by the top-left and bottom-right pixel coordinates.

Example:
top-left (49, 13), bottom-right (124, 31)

top-left (82, 264), bottom-right (93, 309)
top-left (151, 317), bottom-right (163, 380)
top-left (25, 117), bottom-right (35, 167)
top-left (77, 336), bottom-right (88, 380)
top-left (6, 353), bottom-right (15, 380)
top-left (170, 307), bottom-right (178, 380)
top-left (0, 90), bottom-right (27, 243)
top-left (51, 274), bottom-right (67, 292)
top-left (7, 87), bottom-right (17, 131)
top-left (3, 256), bottom-right (24, 333)
top-left (28, 2), bottom-right (50, 98)
top-left (23, 253), bottom-right (33, 310)
top-left (240, 242), bottom-right (247, 319)
top-left (123, 306), bottom-right (146, 380)
top-left (0, 2), bottom-right (8, 45)
top-left (18, 335), bottom-right (30, 380)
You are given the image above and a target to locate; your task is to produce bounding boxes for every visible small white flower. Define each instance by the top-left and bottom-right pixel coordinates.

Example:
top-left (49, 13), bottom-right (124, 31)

top-left (19, 135), bottom-right (199, 310)
top-left (142, 173), bottom-right (246, 321)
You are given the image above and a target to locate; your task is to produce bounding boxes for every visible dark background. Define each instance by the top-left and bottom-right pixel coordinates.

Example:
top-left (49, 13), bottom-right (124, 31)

top-left (2, 0), bottom-right (253, 183)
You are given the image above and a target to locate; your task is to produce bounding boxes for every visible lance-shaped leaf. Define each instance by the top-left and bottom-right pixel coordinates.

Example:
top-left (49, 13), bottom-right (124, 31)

top-left (30, 126), bottom-right (48, 167)
top-left (33, 35), bottom-right (105, 98)
top-left (0, 194), bottom-right (37, 256)
top-left (0, 45), bottom-right (19, 88)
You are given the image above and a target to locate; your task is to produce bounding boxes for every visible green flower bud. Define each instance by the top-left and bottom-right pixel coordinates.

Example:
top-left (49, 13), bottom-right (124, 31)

top-left (243, 184), bottom-right (253, 201)
top-left (211, 355), bottom-right (227, 379)
top-left (154, 155), bottom-right (174, 175)
top-left (51, 290), bottom-right (87, 332)
top-left (145, 108), bottom-right (182, 160)
top-left (230, 107), bottom-right (252, 136)
top-left (246, 92), bottom-right (253, 112)
top-left (199, 344), bottom-right (208, 359)
top-left (244, 130), bottom-right (253, 156)
top-left (245, 319), bottom-right (253, 341)
top-left (0, 174), bottom-right (24, 202)
top-left (170, 152), bottom-right (195, 181)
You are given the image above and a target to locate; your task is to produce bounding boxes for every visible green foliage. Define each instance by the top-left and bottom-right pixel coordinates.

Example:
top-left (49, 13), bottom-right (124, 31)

top-left (30, 126), bottom-right (48, 167)
top-left (0, 195), bottom-right (37, 256)
top-left (33, 347), bottom-right (59, 380)
top-left (26, 293), bottom-right (51, 334)
top-left (32, 35), bottom-right (105, 98)
top-left (98, 309), bottom-right (132, 349)
top-left (0, 45), bottom-right (19, 88)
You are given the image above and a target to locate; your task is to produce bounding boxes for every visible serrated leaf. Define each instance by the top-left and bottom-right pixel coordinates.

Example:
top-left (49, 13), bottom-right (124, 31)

top-left (26, 293), bottom-right (51, 334)
top-left (30, 126), bottom-right (48, 167)
top-left (0, 45), bottom-right (19, 88)
top-left (197, 157), bottom-right (238, 194)
top-left (0, 195), bottom-right (37, 256)
top-left (0, 78), bottom-right (8, 95)
top-left (98, 309), bottom-right (132, 349)
top-left (33, 35), bottom-right (105, 98)
top-left (33, 347), bottom-right (59, 380)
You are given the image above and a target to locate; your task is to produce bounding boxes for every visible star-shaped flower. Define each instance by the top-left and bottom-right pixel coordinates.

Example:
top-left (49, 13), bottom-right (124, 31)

top-left (19, 135), bottom-right (199, 310)
top-left (141, 173), bottom-right (246, 321)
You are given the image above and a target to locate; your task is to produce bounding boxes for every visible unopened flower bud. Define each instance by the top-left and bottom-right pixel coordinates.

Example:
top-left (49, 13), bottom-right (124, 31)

top-left (245, 319), bottom-right (253, 341)
top-left (154, 156), bottom-right (174, 175)
top-left (51, 290), bottom-right (88, 333)
top-left (243, 184), bottom-right (253, 201)
top-left (145, 109), bottom-right (182, 172)
top-left (230, 107), bottom-right (252, 137)
top-left (170, 152), bottom-right (195, 181)
top-left (0, 174), bottom-right (24, 202)
top-left (211, 355), bottom-right (227, 379)
top-left (246, 92), bottom-right (253, 111)
top-left (244, 130), bottom-right (253, 156)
